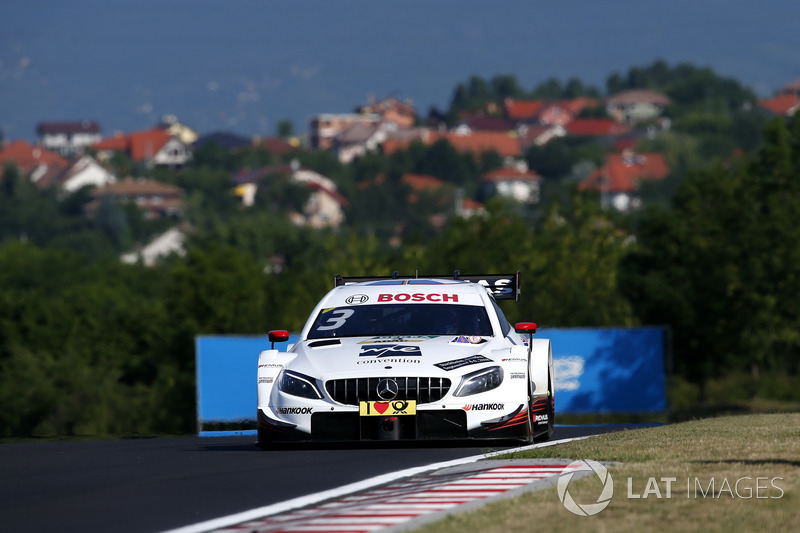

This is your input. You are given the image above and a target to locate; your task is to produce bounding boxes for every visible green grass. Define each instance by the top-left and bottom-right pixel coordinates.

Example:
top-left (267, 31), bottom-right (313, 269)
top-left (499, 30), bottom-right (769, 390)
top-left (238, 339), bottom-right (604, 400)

top-left (409, 413), bottom-right (800, 533)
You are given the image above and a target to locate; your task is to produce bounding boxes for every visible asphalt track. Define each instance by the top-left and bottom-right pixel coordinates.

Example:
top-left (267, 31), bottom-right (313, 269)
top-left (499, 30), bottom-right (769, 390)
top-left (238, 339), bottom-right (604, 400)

top-left (0, 425), bottom-right (641, 533)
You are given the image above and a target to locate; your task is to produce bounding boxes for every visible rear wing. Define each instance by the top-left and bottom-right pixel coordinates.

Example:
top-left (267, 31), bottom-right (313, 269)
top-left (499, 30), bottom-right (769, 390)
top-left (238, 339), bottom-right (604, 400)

top-left (334, 270), bottom-right (521, 302)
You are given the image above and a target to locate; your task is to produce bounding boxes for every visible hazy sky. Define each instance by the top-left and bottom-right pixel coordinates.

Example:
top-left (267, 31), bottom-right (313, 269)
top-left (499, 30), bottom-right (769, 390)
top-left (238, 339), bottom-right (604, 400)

top-left (2, 0), bottom-right (799, 141)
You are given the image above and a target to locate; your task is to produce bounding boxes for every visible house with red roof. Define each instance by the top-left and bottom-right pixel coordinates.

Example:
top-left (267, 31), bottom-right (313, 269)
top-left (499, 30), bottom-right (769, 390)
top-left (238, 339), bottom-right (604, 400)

top-left (430, 130), bottom-right (522, 158)
top-left (455, 115), bottom-right (516, 133)
top-left (355, 97), bottom-right (417, 129)
top-left (0, 139), bottom-right (70, 187)
top-left (566, 118), bottom-right (631, 138)
top-left (757, 77), bottom-right (800, 116)
top-left (479, 165), bottom-right (543, 204)
top-left (503, 97), bottom-right (600, 126)
top-left (91, 129), bottom-right (191, 168)
top-left (580, 150), bottom-right (669, 211)
top-left (756, 93), bottom-right (800, 117)
top-left (503, 98), bottom-right (545, 122)
top-left (456, 195), bottom-right (487, 219)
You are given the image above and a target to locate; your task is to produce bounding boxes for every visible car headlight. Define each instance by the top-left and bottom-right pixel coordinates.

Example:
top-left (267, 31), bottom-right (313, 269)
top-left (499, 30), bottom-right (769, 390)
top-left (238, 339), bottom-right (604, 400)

top-left (453, 365), bottom-right (504, 397)
top-left (278, 370), bottom-right (323, 399)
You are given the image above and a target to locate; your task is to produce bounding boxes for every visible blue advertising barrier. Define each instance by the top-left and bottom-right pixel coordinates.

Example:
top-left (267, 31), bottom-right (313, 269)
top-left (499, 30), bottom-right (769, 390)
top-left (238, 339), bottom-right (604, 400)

top-left (543, 327), bottom-right (668, 414)
top-left (195, 334), bottom-right (300, 436)
top-left (195, 327), bottom-right (667, 436)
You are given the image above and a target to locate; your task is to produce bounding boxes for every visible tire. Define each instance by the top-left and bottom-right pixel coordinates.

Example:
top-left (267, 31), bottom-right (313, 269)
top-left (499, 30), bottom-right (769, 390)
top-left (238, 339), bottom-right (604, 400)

top-left (534, 369), bottom-right (554, 443)
top-left (524, 381), bottom-right (536, 445)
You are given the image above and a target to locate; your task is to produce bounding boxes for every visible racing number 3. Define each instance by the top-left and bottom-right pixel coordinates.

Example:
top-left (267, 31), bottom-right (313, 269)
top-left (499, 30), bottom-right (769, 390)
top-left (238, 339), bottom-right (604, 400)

top-left (316, 309), bottom-right (355, 331)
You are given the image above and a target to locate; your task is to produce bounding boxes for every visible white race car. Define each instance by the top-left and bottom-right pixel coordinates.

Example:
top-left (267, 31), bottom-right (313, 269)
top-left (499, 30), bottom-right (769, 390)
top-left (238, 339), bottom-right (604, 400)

top-left (257, 271), bottom-right (554, 446)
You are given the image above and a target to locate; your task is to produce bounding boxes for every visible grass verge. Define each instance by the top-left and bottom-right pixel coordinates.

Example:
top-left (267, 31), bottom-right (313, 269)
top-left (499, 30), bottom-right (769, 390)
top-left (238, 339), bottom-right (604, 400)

top-left (410, 413), bottom-right (800, 533)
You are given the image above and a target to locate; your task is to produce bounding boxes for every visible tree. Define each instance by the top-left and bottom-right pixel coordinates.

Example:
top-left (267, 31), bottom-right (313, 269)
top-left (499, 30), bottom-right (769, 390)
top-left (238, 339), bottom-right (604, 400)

top-left (0, 242), bottom-right (173, 436)
top-left (620, 112), bottom-right (800, 396)
top-left (490, 75), bottom-right (525, 101)
top-left (419, 192), bottom-right (635, 327)
top-left (277, 119), bottom-right (294, 138)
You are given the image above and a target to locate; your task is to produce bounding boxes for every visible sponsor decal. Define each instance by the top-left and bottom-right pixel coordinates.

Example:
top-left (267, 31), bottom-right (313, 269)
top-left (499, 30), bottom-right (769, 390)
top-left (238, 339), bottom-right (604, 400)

top-left (434, 354), bottom-right (493, 371)
top-left (535, 414), bottom-right (549, 422)
top-left (501, 357), bottom-right (527, 363)
top-left (359, 344), bottom-right (422, 358)
top-left (258, 363), bottom-right (283, 368)
top-left (450, 335), bottom-right (487, 345)
top-left (258, 376), bottom-right (274, 384)
top-left (276, 407), bottom-right (313, 415)
top-left (510, 372), bottom-right (526, 379)
top-left (357, 358), bottom-right (420, 365)
top-left (359, 336), bottom-right (437, 344)
top-left (463, 403), bottom-right (505, 411)
top-left (482, 404), bottom-right (528, 431)
top-left (345, 294), bottom-right (369, 304)
top-left (360, 400), bottom-right (417, 416)
top-left (460, 276), bottom-right (515, 298)
top-left (377, 293), bottom-right (459, 302)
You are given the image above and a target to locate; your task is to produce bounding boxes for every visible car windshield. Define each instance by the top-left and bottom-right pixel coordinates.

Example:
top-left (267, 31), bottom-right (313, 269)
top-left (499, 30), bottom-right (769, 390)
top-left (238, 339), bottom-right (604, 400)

top-left (307, 303), bottom-right (494, 339)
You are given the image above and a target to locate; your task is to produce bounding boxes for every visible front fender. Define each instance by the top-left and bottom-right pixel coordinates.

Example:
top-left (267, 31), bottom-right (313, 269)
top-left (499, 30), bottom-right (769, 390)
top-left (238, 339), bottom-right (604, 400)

top-left (257, 349), bottom-right (297, 408)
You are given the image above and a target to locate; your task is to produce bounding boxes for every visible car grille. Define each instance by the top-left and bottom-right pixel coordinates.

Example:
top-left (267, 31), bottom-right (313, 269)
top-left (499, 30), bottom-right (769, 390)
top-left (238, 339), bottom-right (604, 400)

top-left (325, 377), bottom-right (452, 405)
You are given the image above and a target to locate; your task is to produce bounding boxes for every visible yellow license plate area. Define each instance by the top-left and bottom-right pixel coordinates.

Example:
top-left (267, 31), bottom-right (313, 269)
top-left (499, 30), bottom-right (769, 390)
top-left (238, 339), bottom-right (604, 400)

top-left (359, 400), bottom-right (417, 416)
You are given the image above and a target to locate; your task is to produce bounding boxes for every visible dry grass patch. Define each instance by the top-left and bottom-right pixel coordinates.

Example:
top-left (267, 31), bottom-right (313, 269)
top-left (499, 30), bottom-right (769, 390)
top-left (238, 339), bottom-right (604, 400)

top-left (410, 413), bottom-right (800, 533)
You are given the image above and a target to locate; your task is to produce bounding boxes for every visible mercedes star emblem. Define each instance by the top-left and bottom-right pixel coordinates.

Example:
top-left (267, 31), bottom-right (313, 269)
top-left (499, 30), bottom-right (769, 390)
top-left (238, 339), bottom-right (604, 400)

top-left (376, 378), bottom-right (399, 401)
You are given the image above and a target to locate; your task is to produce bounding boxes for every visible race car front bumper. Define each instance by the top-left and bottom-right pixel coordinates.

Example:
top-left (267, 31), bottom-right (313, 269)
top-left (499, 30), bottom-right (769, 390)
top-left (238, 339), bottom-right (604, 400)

top-left (257, 404), bottom-right (531, 444)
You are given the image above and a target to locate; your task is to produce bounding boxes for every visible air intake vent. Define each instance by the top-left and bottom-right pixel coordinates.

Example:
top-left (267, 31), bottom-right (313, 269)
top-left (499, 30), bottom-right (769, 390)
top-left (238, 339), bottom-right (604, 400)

top-left (325, 377), bottom-right (451, 405)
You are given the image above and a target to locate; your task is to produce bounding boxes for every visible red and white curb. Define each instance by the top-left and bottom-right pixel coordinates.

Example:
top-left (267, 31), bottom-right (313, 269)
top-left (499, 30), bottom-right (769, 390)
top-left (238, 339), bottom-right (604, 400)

top-left (163, 436), bottom-right (590, 533)
top-left (215, 462), bottom-right (576, 532)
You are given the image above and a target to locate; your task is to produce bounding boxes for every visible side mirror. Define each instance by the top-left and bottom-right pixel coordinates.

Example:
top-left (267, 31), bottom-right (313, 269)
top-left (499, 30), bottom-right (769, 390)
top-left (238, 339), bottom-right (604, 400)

top-left (268, 330), bottom-right (290, 349)
top-left (515, 322), bottom-right (536, 355)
